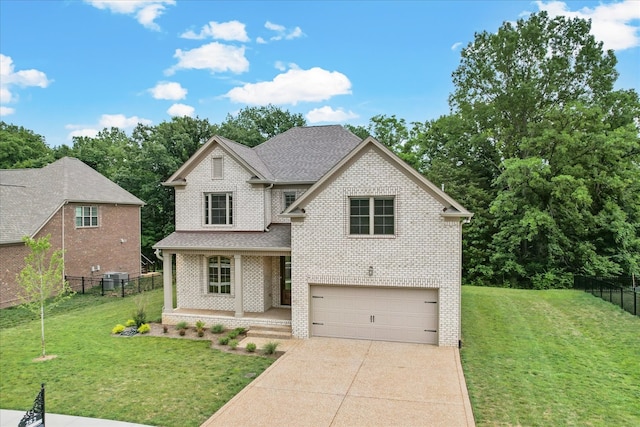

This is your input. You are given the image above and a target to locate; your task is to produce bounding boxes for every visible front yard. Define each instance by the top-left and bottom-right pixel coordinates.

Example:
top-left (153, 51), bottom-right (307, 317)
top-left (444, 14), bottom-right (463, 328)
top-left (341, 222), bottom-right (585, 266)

top-left (0, 288), bottom-right (274, 427)
top-left (461, 286), bottom-right (640, 426)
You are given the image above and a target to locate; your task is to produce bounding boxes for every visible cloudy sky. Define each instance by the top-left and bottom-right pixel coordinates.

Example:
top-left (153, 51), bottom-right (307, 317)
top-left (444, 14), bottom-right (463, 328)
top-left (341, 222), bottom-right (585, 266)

top-left (1, 0), bottom-right (639, 147)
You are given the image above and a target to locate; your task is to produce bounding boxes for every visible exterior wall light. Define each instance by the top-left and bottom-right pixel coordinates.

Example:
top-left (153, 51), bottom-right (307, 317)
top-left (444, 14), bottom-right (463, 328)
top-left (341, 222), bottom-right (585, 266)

top-left (368, 266), bottom-right (373, 276)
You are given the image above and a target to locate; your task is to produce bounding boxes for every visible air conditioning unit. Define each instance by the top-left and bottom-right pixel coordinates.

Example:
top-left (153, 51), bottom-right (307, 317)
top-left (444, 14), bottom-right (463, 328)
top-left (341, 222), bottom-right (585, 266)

top-left (103, 272), bottom-right (129, 290)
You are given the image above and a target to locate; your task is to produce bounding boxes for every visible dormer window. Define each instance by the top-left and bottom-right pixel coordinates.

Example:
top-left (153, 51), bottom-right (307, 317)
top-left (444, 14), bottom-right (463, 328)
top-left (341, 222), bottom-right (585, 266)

top-left (284, 192), bottom-right (297, 209)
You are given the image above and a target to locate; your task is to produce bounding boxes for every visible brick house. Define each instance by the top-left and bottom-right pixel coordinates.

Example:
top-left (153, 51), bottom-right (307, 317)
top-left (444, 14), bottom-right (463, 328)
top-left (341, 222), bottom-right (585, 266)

top-left (0, 157), bottom-right (144, 308)
top-left (154, 125), bottom-right (472, 346)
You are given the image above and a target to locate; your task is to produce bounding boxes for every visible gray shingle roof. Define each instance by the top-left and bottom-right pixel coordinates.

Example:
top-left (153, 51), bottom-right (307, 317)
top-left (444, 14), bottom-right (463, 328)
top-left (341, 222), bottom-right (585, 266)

top-left (153, 223), bottom-right (291, 251)
top-left (254, 125), bottom-right (362, 182)
top-left (0, 157), bottom-right (144, 244)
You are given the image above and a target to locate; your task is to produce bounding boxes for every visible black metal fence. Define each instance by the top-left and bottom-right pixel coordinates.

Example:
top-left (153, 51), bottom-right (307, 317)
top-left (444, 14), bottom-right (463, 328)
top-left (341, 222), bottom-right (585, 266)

top-left (65, 273), bottom-right (161, 298)
top-left (574, 275), bottom-right (638, 316)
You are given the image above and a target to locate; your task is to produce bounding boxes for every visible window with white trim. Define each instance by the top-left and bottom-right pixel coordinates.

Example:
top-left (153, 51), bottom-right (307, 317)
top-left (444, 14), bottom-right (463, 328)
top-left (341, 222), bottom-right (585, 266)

top-left (208, 256), bottom-right (231, 294)
top-left (75, 206), bottom-right (98, 227)
top-left (349, 197), bottom-right (395, 235)
top-left (284, 192), bottom-right (297, 209)
top-left (204, 193), bottom-right (233, 225)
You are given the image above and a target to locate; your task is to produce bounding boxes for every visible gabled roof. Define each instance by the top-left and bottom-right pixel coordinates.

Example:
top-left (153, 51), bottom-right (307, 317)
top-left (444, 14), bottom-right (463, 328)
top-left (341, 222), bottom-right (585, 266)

top-left (283, 137), bottom-right (473, 219)
top-left (163, 125), bottom-right (362, 186)
top-left (0, 157), bottom-right (144, 244)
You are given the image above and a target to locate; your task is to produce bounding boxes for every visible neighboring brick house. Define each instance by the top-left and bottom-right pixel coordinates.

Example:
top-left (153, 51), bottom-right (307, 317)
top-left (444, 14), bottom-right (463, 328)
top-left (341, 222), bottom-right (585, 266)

top-left (154, 125), bottom-right (472, 346)
top-left (0, 157), bottom-right (144, 308)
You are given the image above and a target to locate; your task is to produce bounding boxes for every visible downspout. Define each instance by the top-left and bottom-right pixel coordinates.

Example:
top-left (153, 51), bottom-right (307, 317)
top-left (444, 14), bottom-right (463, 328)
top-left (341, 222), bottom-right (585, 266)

top-left (264, 183), bottom-right (274, 232)
top-left (155, 249), bottom-right (163, 261)
top-left (61, 202), bottom-right (66, 279)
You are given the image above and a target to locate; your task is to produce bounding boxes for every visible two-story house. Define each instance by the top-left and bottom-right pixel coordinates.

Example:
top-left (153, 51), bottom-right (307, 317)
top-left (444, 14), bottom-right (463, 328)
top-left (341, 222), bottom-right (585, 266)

top-left (0, 157), bottom-right (144, 308)
top-left (154, 125), bottom-right (472, 346)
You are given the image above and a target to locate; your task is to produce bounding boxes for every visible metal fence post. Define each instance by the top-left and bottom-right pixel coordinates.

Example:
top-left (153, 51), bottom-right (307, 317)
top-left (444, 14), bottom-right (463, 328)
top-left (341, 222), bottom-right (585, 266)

top-left (81, 276), bottom-right (85, 294)
top-left (620, 288), bottom-right (623, 312)
top-left (121, 279), bottom-right (125, 298)
top-left (101, 278), bottom-right (105, 296)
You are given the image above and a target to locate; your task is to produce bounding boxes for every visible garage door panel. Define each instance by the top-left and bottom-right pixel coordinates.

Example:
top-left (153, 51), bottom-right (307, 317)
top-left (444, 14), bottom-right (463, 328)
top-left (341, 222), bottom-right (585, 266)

top-left (310, 286), bottom-right (439, 345)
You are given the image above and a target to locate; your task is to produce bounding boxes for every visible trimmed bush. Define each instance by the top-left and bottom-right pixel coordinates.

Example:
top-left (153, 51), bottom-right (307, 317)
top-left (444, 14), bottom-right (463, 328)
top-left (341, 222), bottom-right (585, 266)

top-left (245, 342), bottom-right (257, 353)
top-left (262, 341), bottom-right (279, 355)
top-left (211, 324), bottom-right (224, 334)
top-left (137, 323), bottom-right (150, 334)
top-left (218, 336), bottom-right (229, 345)
top-left (227, 330), bottom-right (239, 339)
top-left (234, 327), bottom-right (247, 335)
top-left (125, 319), bottom-right (136, 327)
top-left (195, 320), bottom-right (205, 330)
top-left (228, 339), bottom-right (239, 350)
top-left (176, 321), bottom-right (188, 331)
top-left (112, 324), bottom-right (125, 334)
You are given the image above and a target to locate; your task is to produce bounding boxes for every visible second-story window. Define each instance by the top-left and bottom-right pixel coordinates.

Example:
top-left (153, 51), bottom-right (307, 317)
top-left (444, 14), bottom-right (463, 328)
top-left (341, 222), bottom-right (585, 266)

top-left (349, 197), bottom-right (395, 235)
top-left (75, 206), bottom-right (98, 227)
top-left (284, 192), bottom-right (297, 209)
top-left (204, 193), bottom-right (233, 225)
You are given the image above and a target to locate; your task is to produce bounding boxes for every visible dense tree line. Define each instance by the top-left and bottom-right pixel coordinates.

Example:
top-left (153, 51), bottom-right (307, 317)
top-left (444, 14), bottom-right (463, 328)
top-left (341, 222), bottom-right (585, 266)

top-left (2, 12), bottom-right (637, 288)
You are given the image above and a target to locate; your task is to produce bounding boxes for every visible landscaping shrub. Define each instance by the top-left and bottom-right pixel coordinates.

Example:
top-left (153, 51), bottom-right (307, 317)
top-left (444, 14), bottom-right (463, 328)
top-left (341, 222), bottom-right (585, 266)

top-left (228, 339), bottom-right (239, 350)
top-left (234, 327), bottom-right (246, 335)
top-left (227, 330), bottom-right (239, 339)
top-left (262, 341), bottom-right (279, 355)
top-left (176, 321), bottom-right (188, 331)
top-left (195, 320), bottom-right (205, 330)
top-left (211, 324), bottom-right (224, 334)
top-left (112, 324), bottom-right (125, 334)
top-left (245, 342), bottom-right (256, 353)
top-left (218, 336), bottom-right (229, 345)
top-left (125, 319), bottom-right (136, 327)
top-left (137, 323), bottom-right (150, 334)
top-left (132, 294), bottom-right (148, 327)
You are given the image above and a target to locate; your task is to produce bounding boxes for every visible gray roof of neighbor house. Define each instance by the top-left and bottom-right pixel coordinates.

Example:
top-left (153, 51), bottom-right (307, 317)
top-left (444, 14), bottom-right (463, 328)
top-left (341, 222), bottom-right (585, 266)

top-left (0, 157), bottom-right (144, 244)
top-left (154, 223), bottom-right (291, 251)
top-left (164, 125), bottom-right (363, 185)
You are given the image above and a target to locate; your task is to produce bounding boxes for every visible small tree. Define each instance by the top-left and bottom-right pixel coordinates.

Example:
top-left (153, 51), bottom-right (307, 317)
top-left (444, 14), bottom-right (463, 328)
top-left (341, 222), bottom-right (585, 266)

top-left (17, 234), bottom-right (74, 358)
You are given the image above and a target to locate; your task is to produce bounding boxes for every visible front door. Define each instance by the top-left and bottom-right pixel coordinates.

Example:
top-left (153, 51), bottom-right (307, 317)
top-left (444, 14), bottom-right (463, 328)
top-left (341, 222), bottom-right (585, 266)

top-left (280, 256), bottom-right (291, 306)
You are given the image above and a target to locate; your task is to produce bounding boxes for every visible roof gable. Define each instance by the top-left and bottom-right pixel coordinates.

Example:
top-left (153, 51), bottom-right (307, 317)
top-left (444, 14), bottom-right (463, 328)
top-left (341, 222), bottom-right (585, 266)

top-left (0, 157), bottom-right (144, 244)
top-left (283, 137), bottom-right (473, 218)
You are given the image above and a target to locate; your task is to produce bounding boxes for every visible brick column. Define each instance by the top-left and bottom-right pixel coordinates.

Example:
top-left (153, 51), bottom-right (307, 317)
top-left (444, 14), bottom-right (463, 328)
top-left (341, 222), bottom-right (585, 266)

top-left (163, 252), bottom-right (173, 313)
top-left (234, 254), bottom-right (243, 317)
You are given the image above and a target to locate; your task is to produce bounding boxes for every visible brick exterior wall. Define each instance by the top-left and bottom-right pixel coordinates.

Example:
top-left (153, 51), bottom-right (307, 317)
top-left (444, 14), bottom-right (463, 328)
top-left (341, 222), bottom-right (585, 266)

top-left (270, 186), bottom-right (309, 224)
top-left (289, 146), bottom-right (463, 346)
top-left (0, 203), bottom-right (141, 308)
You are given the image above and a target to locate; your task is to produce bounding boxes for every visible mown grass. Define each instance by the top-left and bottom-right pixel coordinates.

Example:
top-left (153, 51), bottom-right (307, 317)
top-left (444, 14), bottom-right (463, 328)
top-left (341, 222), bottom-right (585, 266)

top-left (0, 289), bottom-right (274, 427)
top-left (461, 286), bottom-right (640, 427)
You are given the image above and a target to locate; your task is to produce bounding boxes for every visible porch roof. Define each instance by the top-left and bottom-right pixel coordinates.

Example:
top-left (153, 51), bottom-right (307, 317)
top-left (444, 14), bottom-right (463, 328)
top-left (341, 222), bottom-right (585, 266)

top-left (153, 223), bottom-right (291, 252)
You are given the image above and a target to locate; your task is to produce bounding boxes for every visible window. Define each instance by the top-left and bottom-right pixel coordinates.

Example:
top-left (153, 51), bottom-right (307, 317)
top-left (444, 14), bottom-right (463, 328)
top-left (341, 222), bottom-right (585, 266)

top-left (284, 192), bottom-right (297, 209)
top-left (208, 256), bottom-right (231, 294)
top-left (204, 193), bottom-right (233, 225)
top-left (75, 206), bottom-right (98, 227)
top-left (211, 156), bottom-right (223, 179)
top-left (349, 197), bottom-right (394, 235)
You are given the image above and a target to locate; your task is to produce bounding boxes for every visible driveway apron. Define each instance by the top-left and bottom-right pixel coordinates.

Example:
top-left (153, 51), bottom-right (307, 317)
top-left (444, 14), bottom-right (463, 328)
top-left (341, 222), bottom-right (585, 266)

top-left (202, 338), bottom-right (475, 427)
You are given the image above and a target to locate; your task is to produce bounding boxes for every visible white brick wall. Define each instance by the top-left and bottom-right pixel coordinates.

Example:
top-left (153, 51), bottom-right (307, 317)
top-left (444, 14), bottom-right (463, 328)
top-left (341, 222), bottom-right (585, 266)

top-left (290, 147), bottom-right (463, 346)
top-left (271, 186), bottom-right (309, 224)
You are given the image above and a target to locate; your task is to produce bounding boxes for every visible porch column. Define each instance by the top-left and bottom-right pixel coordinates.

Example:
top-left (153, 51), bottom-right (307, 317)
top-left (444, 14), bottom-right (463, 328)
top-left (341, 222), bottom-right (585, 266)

top-left (162, 252), bottom-right (173, 313)
top-left (234, 254), bottom-right (243, 317)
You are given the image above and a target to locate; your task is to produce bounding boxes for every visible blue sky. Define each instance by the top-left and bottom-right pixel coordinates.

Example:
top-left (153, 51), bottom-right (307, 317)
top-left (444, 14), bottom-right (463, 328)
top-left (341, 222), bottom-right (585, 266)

top-left (1, 1), bottom-right (639, 148)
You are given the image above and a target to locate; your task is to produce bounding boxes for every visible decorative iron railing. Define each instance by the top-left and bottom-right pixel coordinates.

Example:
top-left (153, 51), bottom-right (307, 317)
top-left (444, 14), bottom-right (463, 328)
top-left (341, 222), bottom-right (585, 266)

top-left (18, 383), bottom-right (44, 427)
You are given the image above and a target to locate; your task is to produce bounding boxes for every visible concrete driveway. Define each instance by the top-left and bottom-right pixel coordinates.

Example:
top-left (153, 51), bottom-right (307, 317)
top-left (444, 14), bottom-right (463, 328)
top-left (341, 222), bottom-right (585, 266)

top-left (202, 338), bottom-right (475, 427)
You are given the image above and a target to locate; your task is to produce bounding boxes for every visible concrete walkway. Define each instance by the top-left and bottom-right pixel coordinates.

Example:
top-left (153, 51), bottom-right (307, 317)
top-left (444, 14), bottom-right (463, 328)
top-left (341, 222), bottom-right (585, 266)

top-left (202, 337), bottom-right (476, 427)
top-left (0, 409), bottom-right (154, 427)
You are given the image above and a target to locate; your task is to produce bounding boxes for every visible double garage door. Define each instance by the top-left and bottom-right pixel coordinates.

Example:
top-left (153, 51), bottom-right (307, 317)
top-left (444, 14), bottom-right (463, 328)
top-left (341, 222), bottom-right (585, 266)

top-left (310, 286), bottom-right (438, 344)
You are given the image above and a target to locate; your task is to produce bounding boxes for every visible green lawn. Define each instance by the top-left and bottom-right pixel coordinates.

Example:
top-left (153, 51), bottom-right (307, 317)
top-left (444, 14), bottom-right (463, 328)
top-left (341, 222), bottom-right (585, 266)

top-left (0, 289), bottom-right (274, 427)
top-left (461, 286), bottom-right (640, 427)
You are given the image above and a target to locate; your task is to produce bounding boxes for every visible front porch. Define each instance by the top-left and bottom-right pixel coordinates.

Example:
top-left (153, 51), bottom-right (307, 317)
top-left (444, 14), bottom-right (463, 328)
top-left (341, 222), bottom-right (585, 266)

top-left (162, 306), bottom-right (291, 330)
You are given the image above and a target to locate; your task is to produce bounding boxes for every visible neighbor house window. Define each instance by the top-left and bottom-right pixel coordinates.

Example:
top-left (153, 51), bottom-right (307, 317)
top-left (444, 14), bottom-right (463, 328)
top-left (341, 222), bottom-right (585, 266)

top-left (349, 197), bottom-right (394, 235)
top-left (204, 193), bottom-right (233, 225)
top-left (284, 192), bottom-right (297, 209)
top-left (211, 156), bottom-right (223, 179)
top-left (208, 256), bottom-right (231, 294)
top-left (75, 206), bottom-right (98, 227)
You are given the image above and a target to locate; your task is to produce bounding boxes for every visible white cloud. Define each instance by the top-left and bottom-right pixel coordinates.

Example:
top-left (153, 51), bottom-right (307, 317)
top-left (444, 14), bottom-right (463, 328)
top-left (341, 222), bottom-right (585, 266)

top-left (224, 67), bottom-right (352, 105)
top-left (0, 54), bottom-right (51, 106)
top-left (0, 106), bottom-right (15, 116)
top-left (262, 20), bottom-right (305, 42)
top-left (149, 81), bottom-right (187, 100)
top-left (306, 106), bottom-right (359, 123)
top-left (534, 0), bottom-right (640, 50)
top-left (451, 42), bottom-right (462, 50)
top-left (180, 20), bottom-right (250, 42)
top-left (65, 113), bottom-right (152, 140)
top-left (256, 37), bottom-right (267, 44)
top-left (68, 128), bottom-right (99, 139)
top-left (167, 103), bottom-right (195, 117)
top-left (84, 0), bottom-right (175, 31)
top-left (166, 42), bottom-right (249, 75)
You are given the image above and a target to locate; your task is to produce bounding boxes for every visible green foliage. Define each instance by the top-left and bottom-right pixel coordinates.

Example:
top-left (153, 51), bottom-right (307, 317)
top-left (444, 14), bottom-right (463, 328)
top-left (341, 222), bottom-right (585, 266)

top-left (245, 342), bottom-right (257, 353)
top-left (132, 294), bottom-right (148, 327)
top-left (211, 324), bottom-right (224, 334)
top-left (125, 319), bottom-right (136, 327)
top-left (195, 320), bottom-right (205, 330)
top-left (226, 330), bottom-right (239, 339)
top-left (17, 234), bottom-right (74, 357)
top-left (218, 105), bottom-right (306, 147)
top-left (262, 341), bottom-right (279, 355)
top-left (112, 324), bottom-right (125, 334)
top-left (175, 321), bottom-right (188, 331)
top-left (0, 122), bottom-right (53, 168)
top-left (228, 339), bottom-right (239, 350)
top-left (137, 323), bottom-right (150, 334)
top-left (233, 327), bottom-right (246, 335)
top-left (218, 336), bottom-right (229, 345)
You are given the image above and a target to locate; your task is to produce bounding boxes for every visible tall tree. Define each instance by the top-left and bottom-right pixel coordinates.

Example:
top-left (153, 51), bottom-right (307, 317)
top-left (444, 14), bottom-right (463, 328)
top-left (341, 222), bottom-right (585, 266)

top-left (0, 122), bottom-right (53, 168)
top-left (18, 235), bottom-right (74, 358)
top-left (428, 11), bottom-right (639, 288)
top-left (218, 105), bottom-right (306, 147)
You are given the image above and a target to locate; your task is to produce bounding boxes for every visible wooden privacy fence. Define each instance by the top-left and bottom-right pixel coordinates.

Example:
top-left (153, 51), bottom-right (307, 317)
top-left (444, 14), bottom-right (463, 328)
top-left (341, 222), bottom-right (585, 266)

top-left (65, 273), bottom-right (161, 298)
top-left (574, 275), bottom-right (638, 316)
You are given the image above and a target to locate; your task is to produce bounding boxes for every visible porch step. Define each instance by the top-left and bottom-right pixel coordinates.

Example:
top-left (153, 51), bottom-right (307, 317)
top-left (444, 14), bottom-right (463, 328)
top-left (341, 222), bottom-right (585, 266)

top-left (247, 324), bottom-right (292, 340)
